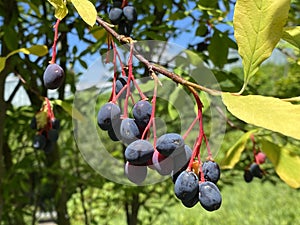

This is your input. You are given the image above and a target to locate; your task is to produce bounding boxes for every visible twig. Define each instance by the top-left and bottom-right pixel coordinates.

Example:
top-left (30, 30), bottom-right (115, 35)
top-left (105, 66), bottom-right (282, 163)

top-left (95, 16), bottom-right (222, 96)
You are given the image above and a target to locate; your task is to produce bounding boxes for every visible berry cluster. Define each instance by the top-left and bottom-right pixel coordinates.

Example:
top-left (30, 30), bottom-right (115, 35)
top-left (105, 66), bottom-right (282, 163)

top-left (173, 160), bottom-right (221, 210)
top-left (96, 38), bottom-right (222, 211)
top-left (109, 0), bottom-right (137, 36)
top-left (244, 151), bottom-right (266, 182)
top-left (31, 98), bottom-right (60, 153)
top-left (243, 135), bottom-right (267, 182)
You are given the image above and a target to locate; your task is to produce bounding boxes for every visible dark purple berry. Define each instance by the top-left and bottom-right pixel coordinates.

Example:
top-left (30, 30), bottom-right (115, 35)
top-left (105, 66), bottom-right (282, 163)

top-left (109, 7), bottom-right (123, 25)
top-left (123, 6), bottom-right (137, 23)
top-left (174, 171), bottom-right (199, 201)
top-left (249, 163), bottom-right (263, 178)
top-left (43, 64), bottom-right (65, 89)
top-left (124, 139), bottom-right (154, 165)
top-left (120, 118), bottom-right (140, 144)
top-left (202, 161), bottom-right (220, 184)
top-left (47, 129), bottom-right (59, 142)
top-left (244, 170), bottom-right (253, 183)
top-left (125, 161), bottom-right (147, 184)
top-left (97, 103), bottom-right (121, 131)
top-left (156, 133), bottom-right (184, 157)
top-left (33, 134), bottom-right (46, 150)
top-left (198, 181), bottom-right (222, 211)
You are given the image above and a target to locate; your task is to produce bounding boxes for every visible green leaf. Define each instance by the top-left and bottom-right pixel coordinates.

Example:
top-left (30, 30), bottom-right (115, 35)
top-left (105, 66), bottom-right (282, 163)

top-left (47, 0), bottom-right (68, 20)
top-left (52, 99), bottom-right (85, 121)
top-left (282, 26), bottom-right (300, 49)
top-left (71, 0), bottom-right (97, 27)
top-left (222, 93), bottom-right (300, 140)
top-left (207, 30), bottom-right (229, 68)
top-left (233, 0), bottom-right (290, 87)
top-left (261, 139), bottom-right (300, 188)
top-left (0, 45), bottom-right (48, 73)
top-left (220, 130), bottom-right (257, 169)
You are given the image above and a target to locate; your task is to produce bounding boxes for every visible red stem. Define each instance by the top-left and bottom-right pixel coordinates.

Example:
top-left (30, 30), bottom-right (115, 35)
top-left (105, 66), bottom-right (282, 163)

top-left (182, 116), bottom-right (198, 140)
top-left (141, 74), bottom-right (158, 146)
top-left (50, 19), bottom-right (61, 64)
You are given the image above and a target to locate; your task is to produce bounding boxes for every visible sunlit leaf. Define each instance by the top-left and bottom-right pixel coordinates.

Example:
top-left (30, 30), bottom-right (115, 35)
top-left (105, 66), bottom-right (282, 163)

top-left (222, 93), bottom-right (300, 140)
top-left (233, 0), bottom-right (290, 87)
top-left (220, 130), bottom-right (257, 169)
top-left (52, 99), bottom-right (85, 121)
top-left (35, 111), bottom-right (48, 129)
top-left (261, 139), bottom-right (300, 188)
top-left (0, 57), bottom-right (6, 73)
top-left (19, 45), bottom-right (49, 57)
top-left (47, 0), bottom-right (68, 20)
top-left (71, 0), bottom-right (97, 27)
top-left (0, 45), bottom-right (48, 73)
top-left (282, 26), bottom-right (300, 49)
top-left (89, 26), bottom-right (106, 40)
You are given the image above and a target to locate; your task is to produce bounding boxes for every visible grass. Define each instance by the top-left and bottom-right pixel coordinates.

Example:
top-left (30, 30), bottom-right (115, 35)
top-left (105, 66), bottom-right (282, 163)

top-left (69, 175), bottom-right (300, 225)
top-left (157, 178), bottom-right (300, 225)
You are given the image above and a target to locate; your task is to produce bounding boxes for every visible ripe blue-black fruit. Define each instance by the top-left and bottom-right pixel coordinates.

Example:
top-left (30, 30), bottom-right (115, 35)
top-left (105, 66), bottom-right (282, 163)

top-left (118, 20), bottom-right (133, 36)
top-left (132, 100), bottom-right (152, 129)
top-left (43, 64), bottom-right (65, 89)
top-left (109, 7), bottom-right (123, 25)
top-left (152, 150), bottom-right (174, 176)
top-left (47, 129), bottom-right (59, 142)
top-left (33, 134), bottom-right (46, 150)
top-left (51, 118), bottom-right (60, 130)
top-left (249, 163), bottom-right (263, 178)
top-left (120, 118), bottom-right (141, 144)
top-left (107, 128), bottom-right (119, 141)
top-left (124, 139), bottom-right (154, 165)
top-left (115, 76), bottom-right (133, 98)
top-left (181, 192), bottom-right (199, 208)
top-left (30, 117), bottom-right (37, 130)
top-left (174, 171), bottom-right (199, 201)
top-left (173, 144), bottom-right (192, 174)
top-left (44, 140), bottom-right (54, 154)
top-left (198, 181), bottom-right (222, 211)
top-left (202, 161), bottom-right (220, 184)
top-left (123, 6), bottom-right (137, 23)
top-left (97, 103), bottom-right (121, 131)
top-left (112, 0), bottom-right (122, 8)
top-left (125, 161), bottom-right (147, 184)
top-left (156, 133), bottom-right (184, 157)
top-left (243, 170), bottom-right (253, 183)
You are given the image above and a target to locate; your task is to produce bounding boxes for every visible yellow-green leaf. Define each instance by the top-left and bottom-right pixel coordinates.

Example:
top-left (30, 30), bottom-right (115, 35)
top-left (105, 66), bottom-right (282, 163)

top-left (71, 0), bottom-right (97, 27)
top-left (0, 45), bottom-right (48, 73)
top-left (282, 26), bottom-right (300, 49)
top-left (35, 111), bottom-right (48, 129)
top-left (261, 139), bottom-right (300, 188)
top-left (19, 45), bottom-right (49, 57)
top-left (233, 0), bottom-right (290, 87)
top-left (89, 26), bottom-right (106, 40)
top-left (222, 93), bottom-right (300, 140)
top-left (220, 130), bottom-right (256, 169)
top-left (47, 0), bottom-right (68, 20)
top-left (0, 57), bottom-right (6, 73)
top-left (52, 99), bottom-right (85, 121)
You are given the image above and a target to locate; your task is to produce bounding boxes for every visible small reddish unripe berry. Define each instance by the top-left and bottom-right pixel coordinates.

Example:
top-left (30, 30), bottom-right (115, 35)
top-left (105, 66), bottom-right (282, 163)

top-left (255, 152), bottom-right (266, 164)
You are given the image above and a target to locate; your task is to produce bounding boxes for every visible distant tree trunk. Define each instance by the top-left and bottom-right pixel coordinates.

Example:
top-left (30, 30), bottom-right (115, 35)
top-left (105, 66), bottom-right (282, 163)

top-left (0, 69), bottom-right (6, 223)
top-left (125, 192), bottom-right (140, 225)
top-left (0, 0), bottom-right (18, 221)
